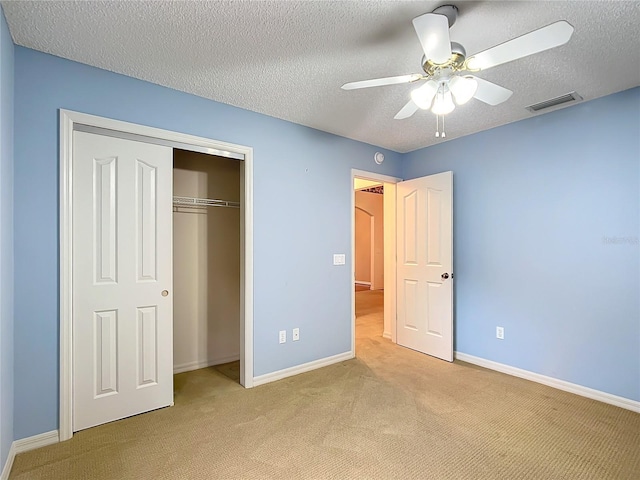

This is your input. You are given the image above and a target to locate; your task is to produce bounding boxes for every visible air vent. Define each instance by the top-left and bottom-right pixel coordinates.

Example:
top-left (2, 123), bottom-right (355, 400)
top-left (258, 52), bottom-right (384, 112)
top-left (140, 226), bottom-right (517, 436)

top-left (526, 92), bottom-right (583, 113)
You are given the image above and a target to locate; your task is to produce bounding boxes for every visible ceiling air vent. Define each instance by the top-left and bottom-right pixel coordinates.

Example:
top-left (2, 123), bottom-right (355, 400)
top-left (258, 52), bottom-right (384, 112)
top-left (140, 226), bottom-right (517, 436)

top-left (526, 92), bottom-right (583, 113)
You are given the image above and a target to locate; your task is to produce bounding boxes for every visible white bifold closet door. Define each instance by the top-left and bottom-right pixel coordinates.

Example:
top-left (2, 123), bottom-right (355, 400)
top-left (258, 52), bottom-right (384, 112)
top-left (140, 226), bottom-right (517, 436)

top-left (72, 131), bottom-right (173, 431)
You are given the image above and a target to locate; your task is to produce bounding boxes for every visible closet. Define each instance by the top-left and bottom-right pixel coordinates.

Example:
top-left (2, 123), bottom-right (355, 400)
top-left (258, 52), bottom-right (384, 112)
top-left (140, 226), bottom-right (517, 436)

top-left (172, 149), bottom-right (241, 377)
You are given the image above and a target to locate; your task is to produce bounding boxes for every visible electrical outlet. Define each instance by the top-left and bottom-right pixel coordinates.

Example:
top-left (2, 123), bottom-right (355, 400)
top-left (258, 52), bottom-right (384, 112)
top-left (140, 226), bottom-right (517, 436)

top-left (496, 326), bottom-right (504, 340)
top-left (292, 328), bottom-right (300, 341)
top-left (279, 330), bottom-right (286, 344)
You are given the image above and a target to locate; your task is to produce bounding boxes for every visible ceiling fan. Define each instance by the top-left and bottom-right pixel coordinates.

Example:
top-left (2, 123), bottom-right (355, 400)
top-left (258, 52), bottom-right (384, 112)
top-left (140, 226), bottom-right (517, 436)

top-left (341, 5), bottom-right (574, 129)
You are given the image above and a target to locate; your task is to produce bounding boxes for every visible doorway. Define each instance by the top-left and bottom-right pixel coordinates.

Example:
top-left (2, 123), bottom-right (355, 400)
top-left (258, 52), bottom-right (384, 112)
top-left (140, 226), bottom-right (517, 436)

top-left (351, 169), bottom-right (400, 356)
top-left (351, 169), bottom-right (454, 362)
top-left (59, 110), bottom-right (254, 440)
top-left (354, 181), bottom-right (384, 348)
top-left (173, 149), bottom-right (242, 382)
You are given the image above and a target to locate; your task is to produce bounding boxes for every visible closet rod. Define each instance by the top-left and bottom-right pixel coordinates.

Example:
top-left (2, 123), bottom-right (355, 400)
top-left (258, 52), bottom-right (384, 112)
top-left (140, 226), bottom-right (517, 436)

top-left (173, 196), bottom-right (240, 209)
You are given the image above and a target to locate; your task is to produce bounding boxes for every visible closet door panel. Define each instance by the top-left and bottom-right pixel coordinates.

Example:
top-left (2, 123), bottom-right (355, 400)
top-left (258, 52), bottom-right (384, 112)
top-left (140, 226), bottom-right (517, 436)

top-left (73, 131), bottom-right (173, 432)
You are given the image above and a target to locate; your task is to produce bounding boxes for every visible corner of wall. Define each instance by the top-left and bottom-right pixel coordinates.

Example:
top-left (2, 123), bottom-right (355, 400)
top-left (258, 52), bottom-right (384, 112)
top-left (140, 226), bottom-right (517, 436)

top-left (0, 3), bottom-right (15, 474)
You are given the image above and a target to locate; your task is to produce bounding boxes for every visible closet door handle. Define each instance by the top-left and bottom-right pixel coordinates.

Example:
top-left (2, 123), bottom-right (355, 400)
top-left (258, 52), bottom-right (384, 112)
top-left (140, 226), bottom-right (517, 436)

top-left (161, 290), bottom-right (169, 297)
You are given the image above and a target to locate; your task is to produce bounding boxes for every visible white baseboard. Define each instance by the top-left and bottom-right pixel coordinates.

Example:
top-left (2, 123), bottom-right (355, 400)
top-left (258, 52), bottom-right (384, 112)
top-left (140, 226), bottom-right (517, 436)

top-left (0, 442), bottom-right (15, 480)
top-left (455, 352), bottom-right (640, 413)
top-left (1, 430), bottom-right (60, 480)
top-left (173, 354), bottom-right (240, 374)
top-left (355, 281), bottom-right (371, 286)
top-left (382, 331), bottom-right (391, 340)
top-left (14, 430), bottom-right (59, 454)
top-left (253, 351), bottom-right (354, 387)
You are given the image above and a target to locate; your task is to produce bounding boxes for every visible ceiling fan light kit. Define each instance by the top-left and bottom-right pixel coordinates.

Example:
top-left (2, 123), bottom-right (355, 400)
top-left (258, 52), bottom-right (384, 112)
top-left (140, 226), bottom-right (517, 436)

top-left (410, 80), bottom-right (438, 109)
top-left (449, 76), bottom-right (478, 105)
top-left (341, 4), bottom-right (574, 139)
top-left (431, 87), bottom-right (455, 115)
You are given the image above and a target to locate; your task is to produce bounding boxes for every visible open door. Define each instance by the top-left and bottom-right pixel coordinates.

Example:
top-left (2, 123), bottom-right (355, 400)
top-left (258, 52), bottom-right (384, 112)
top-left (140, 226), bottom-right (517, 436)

top-left (396, 171), bottom-right (453, 361)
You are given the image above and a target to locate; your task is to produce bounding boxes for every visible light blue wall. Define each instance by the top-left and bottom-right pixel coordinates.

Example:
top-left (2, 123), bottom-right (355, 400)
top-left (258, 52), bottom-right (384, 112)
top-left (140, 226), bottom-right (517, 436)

top-left (0, 6), bottom-right (14, 469)
top-left (11, 41), bottom-right (639, 442)
top-left (13, 47), bottom-right (403, 439)
top-left (403, 87), bottom-right (640, 401)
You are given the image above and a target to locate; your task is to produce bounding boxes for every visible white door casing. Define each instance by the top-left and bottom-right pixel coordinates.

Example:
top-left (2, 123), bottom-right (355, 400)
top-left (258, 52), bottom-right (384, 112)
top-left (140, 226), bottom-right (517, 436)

top-left (351, 169), bottom-right (400, 349)
top-left (61, 110), bottom-right (254, 442)
top-left (396, 171), bottom-right (453, 361)
top-left (72, 131), bottom-right (173, 431)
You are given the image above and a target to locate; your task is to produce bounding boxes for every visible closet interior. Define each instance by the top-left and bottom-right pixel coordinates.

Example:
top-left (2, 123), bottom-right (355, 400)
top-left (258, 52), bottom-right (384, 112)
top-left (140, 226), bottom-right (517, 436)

top-left (173, 149), bottom-right (241, 380)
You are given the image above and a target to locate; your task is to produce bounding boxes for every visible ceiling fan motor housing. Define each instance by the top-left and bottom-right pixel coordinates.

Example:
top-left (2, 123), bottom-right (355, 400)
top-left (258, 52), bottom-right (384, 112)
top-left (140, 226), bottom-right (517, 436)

top-left (432, 5), bottom-right (459, 28)
top-left (422, 41), bottom-right (467, 75)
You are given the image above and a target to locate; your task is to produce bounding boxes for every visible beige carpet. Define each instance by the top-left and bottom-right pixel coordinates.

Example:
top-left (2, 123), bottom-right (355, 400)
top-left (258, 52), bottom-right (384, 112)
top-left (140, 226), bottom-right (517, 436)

top-left (10, 290), bottom-right (640, 479)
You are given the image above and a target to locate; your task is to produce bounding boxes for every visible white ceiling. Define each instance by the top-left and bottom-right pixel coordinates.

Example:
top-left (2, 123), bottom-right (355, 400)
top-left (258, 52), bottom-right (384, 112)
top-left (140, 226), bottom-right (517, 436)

top-left (2, 1), bottom-right (639, 153)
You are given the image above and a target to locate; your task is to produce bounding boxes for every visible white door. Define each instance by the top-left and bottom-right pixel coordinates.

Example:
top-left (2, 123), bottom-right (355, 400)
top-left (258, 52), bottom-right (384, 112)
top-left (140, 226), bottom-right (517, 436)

top-left (73, 131), bottom-right (173, 431)
top-left (396, 171), bottom-right (453, 361)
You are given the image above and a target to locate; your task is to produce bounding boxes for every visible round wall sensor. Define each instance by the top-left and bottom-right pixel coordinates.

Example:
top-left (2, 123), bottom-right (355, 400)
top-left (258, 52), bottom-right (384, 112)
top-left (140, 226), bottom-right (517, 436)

top-left (374, 152), bottom-right (384, 165)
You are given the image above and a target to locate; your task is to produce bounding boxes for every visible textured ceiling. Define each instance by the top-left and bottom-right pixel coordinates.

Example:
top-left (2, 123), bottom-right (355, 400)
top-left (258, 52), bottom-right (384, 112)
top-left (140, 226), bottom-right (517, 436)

top-left (2, 1), bottom-right (639, 153)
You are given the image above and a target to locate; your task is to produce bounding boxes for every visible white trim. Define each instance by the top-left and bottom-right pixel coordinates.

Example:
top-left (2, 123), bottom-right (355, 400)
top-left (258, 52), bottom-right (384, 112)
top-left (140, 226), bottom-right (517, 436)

top-left (14, 430), bottom-right (59, 454)
top-left (351, 169), bottom-right (400, 355)
top-left (253, 352), bottom-right (353, 387)
top-left (59, 111), bottom-right (74, 442)
top-left (369, 215), bottom-right (375, 290)
top-left (383, 182), bottom-right (396, 342)
top-left (1, 430), bottom-right (61, 479)
top-left (455, 352), bottom-right (640, 413)
top-left (74, 124), bottom-right (245, 161)
top-left (355, 281), bottom-right (371, 286)
top-left (67, 112), bottom-right (249, 158)
top-left (59, 109), bottom-right (255, 441)
top-left (0, 442), bottom-right (15, 480)
top-left (352, 169), bottom-right (400, 184)
top-left (173, 355), bottom-right (241, 374)
top-left (240, 155), bottom-right (254, 388)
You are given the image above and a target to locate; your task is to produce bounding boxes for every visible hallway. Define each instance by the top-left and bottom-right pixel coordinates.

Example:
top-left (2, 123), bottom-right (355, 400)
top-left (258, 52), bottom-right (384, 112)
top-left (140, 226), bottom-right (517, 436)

top-left (355, 289), bottom-right (385, 356)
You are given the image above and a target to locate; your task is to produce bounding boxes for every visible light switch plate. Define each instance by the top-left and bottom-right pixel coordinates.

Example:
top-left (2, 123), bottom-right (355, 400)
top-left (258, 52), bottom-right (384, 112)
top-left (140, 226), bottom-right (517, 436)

top-left (333, 254), bottom-right (346, 265)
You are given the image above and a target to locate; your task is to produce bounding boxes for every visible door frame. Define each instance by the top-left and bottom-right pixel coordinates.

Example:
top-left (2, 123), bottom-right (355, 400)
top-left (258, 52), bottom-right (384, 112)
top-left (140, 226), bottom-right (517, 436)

top-left (59, 109), bottom-right (254, 441)
top-left (351, 169), bottom-right (400, 355)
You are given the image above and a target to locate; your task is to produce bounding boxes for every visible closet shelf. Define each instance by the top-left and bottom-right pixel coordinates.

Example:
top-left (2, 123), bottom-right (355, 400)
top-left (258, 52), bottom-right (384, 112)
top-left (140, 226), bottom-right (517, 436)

top-left (173, 196), bottom-right (240, 209)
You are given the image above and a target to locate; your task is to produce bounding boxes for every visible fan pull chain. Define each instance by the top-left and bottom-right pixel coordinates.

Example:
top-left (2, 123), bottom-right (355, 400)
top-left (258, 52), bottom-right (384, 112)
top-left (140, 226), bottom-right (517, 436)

top-left (435, 115), bottom-right (446, 138)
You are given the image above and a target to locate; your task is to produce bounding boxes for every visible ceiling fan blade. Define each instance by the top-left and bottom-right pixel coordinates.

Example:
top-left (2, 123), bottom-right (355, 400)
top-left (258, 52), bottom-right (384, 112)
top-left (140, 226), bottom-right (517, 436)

top-left (469, 76), bottom-right (513, 105)
top-left (466, 21), bottom-right (574, 71)
top-left (341, 74), bottom-right (422, 90)
top-left (412, 13), bottom-right (452, 65)
top-left (394, 99), bottom-right (419, 120)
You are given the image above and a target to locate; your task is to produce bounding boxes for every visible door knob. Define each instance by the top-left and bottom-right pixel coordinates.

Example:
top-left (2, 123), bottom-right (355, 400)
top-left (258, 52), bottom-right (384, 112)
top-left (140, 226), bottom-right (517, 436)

top-left (441, 273), bottom-right (450, 280)
top-left (161, 290), bottom-right (169, 297)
